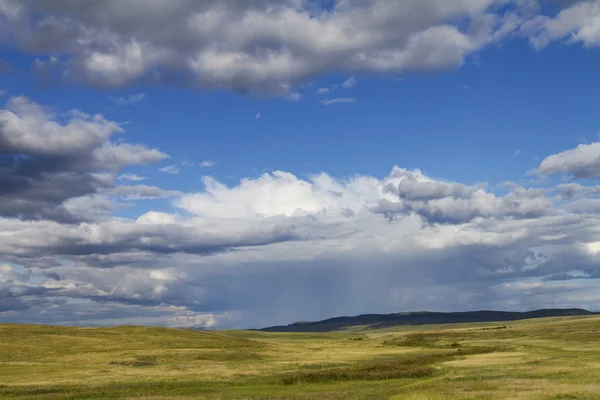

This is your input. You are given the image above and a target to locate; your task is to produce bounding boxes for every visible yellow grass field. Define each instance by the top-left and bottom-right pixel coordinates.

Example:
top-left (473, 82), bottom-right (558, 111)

top-left (1, 315), bottom-right (600, 399)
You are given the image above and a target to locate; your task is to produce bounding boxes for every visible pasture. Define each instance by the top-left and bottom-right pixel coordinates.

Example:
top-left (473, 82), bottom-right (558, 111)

top-left (1, 315), bottom-right (600, 399)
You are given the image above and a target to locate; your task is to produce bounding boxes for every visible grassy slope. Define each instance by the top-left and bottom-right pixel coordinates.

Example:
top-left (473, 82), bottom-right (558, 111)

top-left (0, 316), bottom-right (599, 399)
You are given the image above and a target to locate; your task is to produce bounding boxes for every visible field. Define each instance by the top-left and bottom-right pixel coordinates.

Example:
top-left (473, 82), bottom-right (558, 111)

top-left (1, 316), bottom-right (600, 399)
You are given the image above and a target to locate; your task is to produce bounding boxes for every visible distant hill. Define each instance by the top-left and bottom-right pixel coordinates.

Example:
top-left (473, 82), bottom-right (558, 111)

top-left (259, 308), bottom-right (596, 332)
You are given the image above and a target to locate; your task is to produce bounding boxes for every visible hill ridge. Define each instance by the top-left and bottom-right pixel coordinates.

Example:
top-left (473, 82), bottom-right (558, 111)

top-left (259, 308), bottom-right (596, 332)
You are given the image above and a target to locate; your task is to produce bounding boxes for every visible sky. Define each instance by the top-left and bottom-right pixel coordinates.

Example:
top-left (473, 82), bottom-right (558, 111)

top-left (2, 0), bottom-right (600, 329)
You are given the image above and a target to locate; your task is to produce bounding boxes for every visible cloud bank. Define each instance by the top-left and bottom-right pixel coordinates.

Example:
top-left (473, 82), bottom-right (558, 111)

top-left (2, 93), bottom-right (600, 328)
top-left (0, 0), bottom-right (596, 95)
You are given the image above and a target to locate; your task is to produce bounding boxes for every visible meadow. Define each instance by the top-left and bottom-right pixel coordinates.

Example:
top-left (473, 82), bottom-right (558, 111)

top-left (1, 315), bottom-right (600, 399)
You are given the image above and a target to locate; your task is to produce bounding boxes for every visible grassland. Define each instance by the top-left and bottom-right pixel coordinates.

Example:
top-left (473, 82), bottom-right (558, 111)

top-left (1, 315), bottom-right (600, 399)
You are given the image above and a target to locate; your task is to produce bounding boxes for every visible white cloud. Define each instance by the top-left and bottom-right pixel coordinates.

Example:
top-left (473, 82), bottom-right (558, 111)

top-left (159, 165), bottom-right (180, 174)
top-left (286, 92), bottom-right (302, 101)
top-left (200, 161), bottom-right (215, 168)
top-left (321, 97), bottom-right (357, 105)
top-left (317, 77), bottom-right (356, 95)
top-left (0, 0), bottom-right (546, 95)
top-left (181, 160), bottom-right (195, 168)
top-left (109, 93), bottom-right (146, 106)
top-left (536, 141), bottom-right (600, 179)
top-left (528, 1), bottom-right (600, 50)
top-left (255, 113), bottom-right (261, 119)
top-left (341, 77), bottom-right (357, 89)
top-left (118, 174), bottom-right (147, 182)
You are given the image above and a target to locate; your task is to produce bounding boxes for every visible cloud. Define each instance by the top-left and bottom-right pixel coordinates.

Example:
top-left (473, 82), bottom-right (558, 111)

top-left (4, 158), bottom-right (600, 328)
top-left (200, 161), bottom-right (215, 168)
top-left (527, 0), bottom-right (600, 49)
top-left (255, 113), bottom-right (261, 119)
top-left (159, 165), bottom-right (180, 174)
top-left (181, 160), bottom-right (195, 168)
top-left (536, 141), bottom-right (600, 178)
top-left (0, 0), bottom-right (546, 95)
top-left (0, 212), bottom-right (309, 261)
top-left (341, 77), bottom-right (357, 89)
top-left (0, 96), bottom-right (167, 222)
top-left (286, 92), bottom-right (302, 101)
top-left (109, 93), bottom-right (146, 106)
top-left (317, 77), bottom-right (357, 95)
top-left (321, 97), bottom-right (357, 105)
top-left (553, 183), bottom-right (600, 200)
top-left (118, 173), bottom-right (147, 182)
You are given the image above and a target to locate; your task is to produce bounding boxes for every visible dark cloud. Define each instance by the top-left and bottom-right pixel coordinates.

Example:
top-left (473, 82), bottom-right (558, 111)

top-left (375, 185), bottom-right (552, 225)
top-left (0, 215), bottom-right (315, 260)
top-left (0, 96), bottom-right (167, 222)
top-left (389, 177), bottom-right (477, 201)
top-left (544, 269), bottom-right (600, 281)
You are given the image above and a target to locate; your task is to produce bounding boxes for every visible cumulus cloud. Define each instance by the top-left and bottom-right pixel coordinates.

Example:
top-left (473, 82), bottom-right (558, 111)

top-left (0, 0), bottom-right (555, 95)
top-left (536, 141), bottom-right (600, 178)
top-left (3, 159), bottom-right (600, 327)
top-left (553, 183), bottom-right (600, 200)
top-left (200, 160), bottom-right (215, 167)
top-left (528, 0), bottom-right (600, 49)
top-left (0, 96), bottom-right (167, 222)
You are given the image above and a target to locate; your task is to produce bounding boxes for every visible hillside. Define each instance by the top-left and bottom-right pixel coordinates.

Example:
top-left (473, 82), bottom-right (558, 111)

top-left (0, 323), bottom-right (266, 364)
top-left (260, 308), bottom-right (595, 332)
top-left (2, 315), bottom-right (600, 399)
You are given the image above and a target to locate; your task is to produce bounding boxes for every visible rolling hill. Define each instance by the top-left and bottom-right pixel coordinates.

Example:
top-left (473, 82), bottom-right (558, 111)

top-left (260, 308), bottom-right (596, 332)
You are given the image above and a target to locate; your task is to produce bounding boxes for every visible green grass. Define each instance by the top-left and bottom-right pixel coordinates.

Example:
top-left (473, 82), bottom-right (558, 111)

top-left (1, 316), bottom-right (600, 399)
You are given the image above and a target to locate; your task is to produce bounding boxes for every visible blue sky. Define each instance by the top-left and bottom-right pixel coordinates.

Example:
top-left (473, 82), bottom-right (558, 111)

top-left (5, 39), bottom-right (600, 191)
top-left (2, 0), bottom-right (600, 329)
